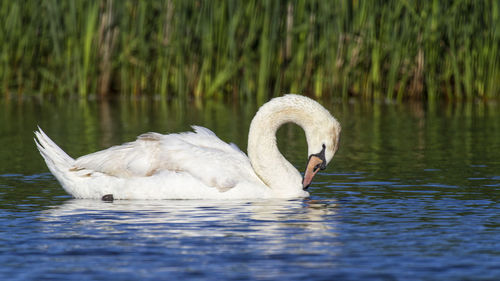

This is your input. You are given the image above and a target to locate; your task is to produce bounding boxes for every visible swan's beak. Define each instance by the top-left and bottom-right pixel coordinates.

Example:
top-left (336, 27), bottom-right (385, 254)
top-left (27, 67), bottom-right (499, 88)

top-left (302, 155), bottom-right (324, 190)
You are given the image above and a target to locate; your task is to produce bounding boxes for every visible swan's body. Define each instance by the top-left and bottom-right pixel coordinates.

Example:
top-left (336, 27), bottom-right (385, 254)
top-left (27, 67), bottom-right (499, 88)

top-left (35, 95), bottom-right (341, 200)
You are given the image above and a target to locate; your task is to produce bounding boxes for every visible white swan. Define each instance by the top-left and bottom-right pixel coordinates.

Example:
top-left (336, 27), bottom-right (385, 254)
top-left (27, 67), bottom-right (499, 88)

top-left (35, 94), bottom-right (341, 200)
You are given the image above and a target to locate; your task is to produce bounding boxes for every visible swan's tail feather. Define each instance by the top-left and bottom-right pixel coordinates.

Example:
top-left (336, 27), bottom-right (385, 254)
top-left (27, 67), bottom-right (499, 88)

top-left (34, 127), bottom-right (74, 175)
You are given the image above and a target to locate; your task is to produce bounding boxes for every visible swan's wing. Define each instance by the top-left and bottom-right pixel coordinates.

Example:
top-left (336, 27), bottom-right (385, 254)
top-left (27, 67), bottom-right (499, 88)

top-left (72, 127), bottom-right (260, 191)
top-left (157, 126), bottom-right (259, 191)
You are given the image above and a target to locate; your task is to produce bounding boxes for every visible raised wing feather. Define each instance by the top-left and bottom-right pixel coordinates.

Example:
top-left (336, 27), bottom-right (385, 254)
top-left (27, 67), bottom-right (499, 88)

top-left (72, 127), bottom-right (260, 191)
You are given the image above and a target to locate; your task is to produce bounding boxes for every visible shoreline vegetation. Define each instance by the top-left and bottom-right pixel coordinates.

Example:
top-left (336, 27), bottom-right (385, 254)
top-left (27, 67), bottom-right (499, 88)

top-left (1, 0), bottom-right (499, 102)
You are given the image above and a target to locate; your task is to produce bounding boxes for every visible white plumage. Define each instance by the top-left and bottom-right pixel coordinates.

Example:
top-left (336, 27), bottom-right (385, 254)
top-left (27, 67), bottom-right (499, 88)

top-left (35, 94), bottom-right (341, 200)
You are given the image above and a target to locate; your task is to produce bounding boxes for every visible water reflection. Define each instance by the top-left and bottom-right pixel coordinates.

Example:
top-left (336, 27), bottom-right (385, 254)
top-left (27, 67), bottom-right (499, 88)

top-left (41, 199), bottom-right (339, 239)
top-left (34, 197), bottom-right (342, 277)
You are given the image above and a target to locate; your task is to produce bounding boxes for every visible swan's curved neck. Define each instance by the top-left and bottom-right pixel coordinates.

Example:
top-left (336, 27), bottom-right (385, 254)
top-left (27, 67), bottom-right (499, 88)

top-left (247, 101), bottom-right (315, 196)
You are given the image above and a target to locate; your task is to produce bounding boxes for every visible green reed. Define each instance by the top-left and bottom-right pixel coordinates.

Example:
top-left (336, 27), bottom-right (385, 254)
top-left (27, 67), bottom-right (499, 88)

top-left (0, 0), bottom-right (498, 101)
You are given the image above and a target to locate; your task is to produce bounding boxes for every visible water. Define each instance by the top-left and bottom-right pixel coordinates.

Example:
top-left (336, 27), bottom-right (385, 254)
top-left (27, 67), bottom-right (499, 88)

top-left (1, 98), bottom-right (500, 280)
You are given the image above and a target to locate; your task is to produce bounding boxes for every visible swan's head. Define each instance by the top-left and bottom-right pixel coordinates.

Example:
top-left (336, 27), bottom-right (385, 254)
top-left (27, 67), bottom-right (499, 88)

top-left (301, 105), bottom-right (341, 190)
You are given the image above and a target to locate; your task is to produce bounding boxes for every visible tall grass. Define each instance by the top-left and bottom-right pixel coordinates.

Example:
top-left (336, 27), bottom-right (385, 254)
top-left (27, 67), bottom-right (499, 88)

top-left (0, 0), bottom-right (498, 101)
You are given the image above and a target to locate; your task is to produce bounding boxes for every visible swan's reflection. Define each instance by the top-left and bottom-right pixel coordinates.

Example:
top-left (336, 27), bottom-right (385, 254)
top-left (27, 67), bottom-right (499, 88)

top-left (41, 198), bottom-right (339, 241)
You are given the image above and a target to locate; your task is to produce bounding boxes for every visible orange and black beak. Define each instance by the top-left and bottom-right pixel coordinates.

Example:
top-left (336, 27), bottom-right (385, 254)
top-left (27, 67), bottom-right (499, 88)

top-left (302, 145), bottom-right (327, 190)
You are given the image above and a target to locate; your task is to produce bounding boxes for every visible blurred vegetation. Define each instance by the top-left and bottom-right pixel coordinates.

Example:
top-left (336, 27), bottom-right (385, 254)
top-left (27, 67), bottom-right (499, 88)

top-left (1, 0), bottom-right (499, 102)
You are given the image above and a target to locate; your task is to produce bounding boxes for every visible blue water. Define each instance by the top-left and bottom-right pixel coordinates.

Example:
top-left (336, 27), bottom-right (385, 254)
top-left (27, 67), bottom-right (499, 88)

top-left (1, 99), bottom-right (500, 280)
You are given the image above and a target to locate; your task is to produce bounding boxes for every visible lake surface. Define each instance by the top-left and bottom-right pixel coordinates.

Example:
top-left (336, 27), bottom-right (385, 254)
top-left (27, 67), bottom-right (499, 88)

top-left (1, 98), bottom-right (499, 280)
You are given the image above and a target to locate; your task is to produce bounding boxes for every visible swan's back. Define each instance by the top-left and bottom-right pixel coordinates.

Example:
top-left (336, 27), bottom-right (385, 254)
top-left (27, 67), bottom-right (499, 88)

top-left (72, 126), bottom-right (261, 192)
